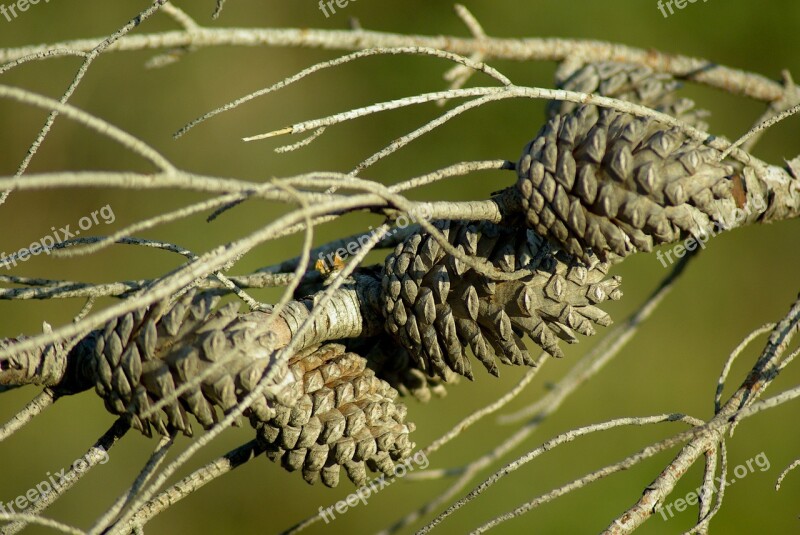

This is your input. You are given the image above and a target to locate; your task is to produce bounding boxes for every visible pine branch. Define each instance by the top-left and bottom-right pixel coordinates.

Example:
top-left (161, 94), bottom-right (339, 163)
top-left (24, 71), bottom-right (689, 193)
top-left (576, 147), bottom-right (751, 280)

top-left (0, 28), bottom-right (792, 103)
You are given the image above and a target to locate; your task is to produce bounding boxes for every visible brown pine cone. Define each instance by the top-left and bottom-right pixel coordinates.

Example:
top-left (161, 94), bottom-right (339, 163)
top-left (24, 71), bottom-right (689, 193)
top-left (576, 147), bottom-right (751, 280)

top-left (254, 343), bottom-right (415, 487)
top-left (81, 289), bottom-right (297, 437)
top-left (516, 61), bottom-right (743, 263)
top-left (380, 220), bottom-right (622, 380)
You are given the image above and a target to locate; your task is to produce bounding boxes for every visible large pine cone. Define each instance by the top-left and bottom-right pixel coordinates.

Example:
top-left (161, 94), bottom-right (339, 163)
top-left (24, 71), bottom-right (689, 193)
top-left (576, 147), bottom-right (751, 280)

top-left (380, 220), bottom-right (622, 380)
top-left (80, 289), bottom-right (297, 437)
top-left (254, 343), bottom-right (415, 487)
top-left (516, 61), bottom-right (742, 263)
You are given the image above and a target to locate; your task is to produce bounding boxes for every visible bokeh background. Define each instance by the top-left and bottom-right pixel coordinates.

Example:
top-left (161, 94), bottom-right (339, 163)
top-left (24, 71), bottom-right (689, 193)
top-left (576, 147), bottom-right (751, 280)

top-left (1, 1), bottom-right (799, 533)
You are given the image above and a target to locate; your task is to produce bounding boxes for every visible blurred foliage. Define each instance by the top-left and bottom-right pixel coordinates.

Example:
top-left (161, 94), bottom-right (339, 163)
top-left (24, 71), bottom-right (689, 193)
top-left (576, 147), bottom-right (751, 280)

top-left (0, 1), bottom-right (798, 534)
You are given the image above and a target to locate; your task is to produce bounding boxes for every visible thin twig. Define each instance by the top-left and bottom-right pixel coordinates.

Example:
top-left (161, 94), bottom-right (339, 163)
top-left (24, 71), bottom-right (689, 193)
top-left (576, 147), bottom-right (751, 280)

top-left (176, 46), bottom-right (510, 139)
top-left (0, 85), bottom-right (175, 173)
top-left (439, 4), bottom-right (489, 98)
top-left (89, 433), bottom-right (176, 535)
top-left (127, 440), bottom-right (264, 528)
top-left (605, 294), bottom-right (800, 533)
top-left (5, 0), bottom-right (170, 206)
top-left (0, 49), bottom-right (89, 76)
top-left (776, 457), bottom-right (800, 491)
top-left (719, 103), bottom-right (800, 160)
top-left (0, 514), bottom-right (84, 535)
top-left (0, 272), bottom-right (304, 301)
top-left (714, 323), bottom-right (774, 413)
top-left (243, 84), bottom-right (767, 177)
top-left (420, 414), bottom-right (704, 534)
top-left (0, 389), bottom-right (57, 442)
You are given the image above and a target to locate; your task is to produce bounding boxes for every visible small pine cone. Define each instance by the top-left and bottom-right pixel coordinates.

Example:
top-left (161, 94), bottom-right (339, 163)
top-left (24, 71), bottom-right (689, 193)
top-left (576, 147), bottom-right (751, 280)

top-left (82, 289), bottom-right (296, 437)
top-left (516, 61), bottom-right (743, 263)
top-left (380, 220), bottom-right (622, 380)
top-left (253, 343), bottom-right (415, 488)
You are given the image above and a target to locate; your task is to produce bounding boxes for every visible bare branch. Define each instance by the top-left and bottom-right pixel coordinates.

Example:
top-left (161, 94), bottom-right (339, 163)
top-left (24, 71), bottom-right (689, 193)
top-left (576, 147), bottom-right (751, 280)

top-left (605, 294), bottom-right (800, 533)
top-left (0, 29), bottom-right (789, 102)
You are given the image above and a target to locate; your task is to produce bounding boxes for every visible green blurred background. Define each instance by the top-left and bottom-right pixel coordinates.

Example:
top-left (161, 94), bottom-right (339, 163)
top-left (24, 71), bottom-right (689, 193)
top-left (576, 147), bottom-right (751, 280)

top-left (1, 1), bottom-right (799, 533)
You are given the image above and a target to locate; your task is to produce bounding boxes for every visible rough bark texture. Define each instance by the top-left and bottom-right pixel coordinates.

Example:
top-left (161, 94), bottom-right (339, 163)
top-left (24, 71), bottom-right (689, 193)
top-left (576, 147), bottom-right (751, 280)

top-left (281, 272), bottom-right (386, 350)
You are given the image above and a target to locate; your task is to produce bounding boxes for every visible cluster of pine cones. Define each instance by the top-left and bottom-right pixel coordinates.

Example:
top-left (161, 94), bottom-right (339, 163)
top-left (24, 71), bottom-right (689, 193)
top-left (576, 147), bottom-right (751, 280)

top-left (2, 61), bottom-right (750, 488)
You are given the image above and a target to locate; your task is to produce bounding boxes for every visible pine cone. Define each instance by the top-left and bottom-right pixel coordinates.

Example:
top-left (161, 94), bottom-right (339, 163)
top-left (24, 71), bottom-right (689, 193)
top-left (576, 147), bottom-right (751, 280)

top-left (380, 220), bottom-right (622, 380)
top-left (515, 61), bottom-right (742, 263)
top-left (80, 290), bottom-right (297, 437)
top-left (76, 290), bottom-right (416, 487)
top-left (254, 343), bottom-right (415, 487)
